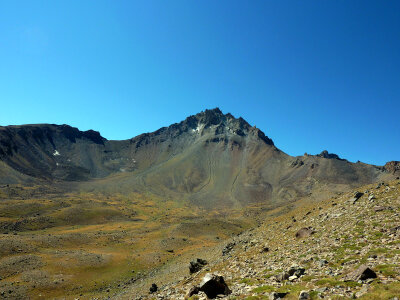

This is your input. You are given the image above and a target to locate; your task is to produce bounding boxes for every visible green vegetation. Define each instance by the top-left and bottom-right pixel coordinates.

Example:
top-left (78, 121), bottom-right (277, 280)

top-left (359, 282), bottom-right (400, 299)
top-left (375, 264), bottom-right (398, 277)
top-left (252, 285), bottom-right (275, 293)
top-left (315, 277), bottom-right (361, 288)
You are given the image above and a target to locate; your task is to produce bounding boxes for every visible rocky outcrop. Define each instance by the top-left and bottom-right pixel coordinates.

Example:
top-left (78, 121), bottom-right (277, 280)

top-left (189, 258), bottom-right (208, 274)
top-left (316, 150), bottom-right (342, 160)
top-left (295, 227), bottom-right (315, 238)
top-left (384, 161), bottom-right (400, 174)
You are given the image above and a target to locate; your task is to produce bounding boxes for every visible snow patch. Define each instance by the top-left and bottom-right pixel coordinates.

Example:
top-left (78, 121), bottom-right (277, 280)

top-left (192, 124), bottom-right (203, 133)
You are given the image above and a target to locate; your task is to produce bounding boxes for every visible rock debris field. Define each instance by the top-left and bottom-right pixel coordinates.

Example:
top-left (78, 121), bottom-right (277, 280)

top-left (138, 180), bottom-right (400, 299)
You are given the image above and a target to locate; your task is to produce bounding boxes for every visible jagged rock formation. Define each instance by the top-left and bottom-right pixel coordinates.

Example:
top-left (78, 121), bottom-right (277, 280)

top-left (383, 161), bottom-right (400, 175)
top-left (316, 150), bottom-right (342, 160)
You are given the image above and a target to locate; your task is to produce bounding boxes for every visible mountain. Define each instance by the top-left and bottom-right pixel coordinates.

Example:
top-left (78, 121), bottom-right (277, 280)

top-left (0, 108), bottom-right (398, 299)
top-left (0, 108), bottom-right (395, 209)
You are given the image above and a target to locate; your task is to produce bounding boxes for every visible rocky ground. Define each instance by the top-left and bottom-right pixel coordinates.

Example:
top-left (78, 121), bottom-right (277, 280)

top-left (138, 179), bottom-right (400, 299)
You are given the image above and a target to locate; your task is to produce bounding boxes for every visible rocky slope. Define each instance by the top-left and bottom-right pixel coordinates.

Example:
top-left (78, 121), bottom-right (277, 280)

top-left (137, 179), bottom-right (400, 299)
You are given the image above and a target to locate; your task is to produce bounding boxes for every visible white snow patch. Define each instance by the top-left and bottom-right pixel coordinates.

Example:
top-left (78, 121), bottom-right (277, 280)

top-left (192, 124), bottom-right (203, 133)
top-left (53, 150), bottom-right (60, 156)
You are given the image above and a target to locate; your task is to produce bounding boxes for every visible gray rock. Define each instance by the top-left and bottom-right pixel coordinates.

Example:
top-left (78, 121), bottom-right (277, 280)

top-left (344, 265), bottom-right (377, 281)
top-left (222, 242), bottom-right (235, 256)
top-left (199, 274), bottom-right (231, 299)
top-left (185, 286), bottom-right (200, 299)
top-left (189, 258), bottom-right (207, 274)
top-left (350, 191), bottom-right (364, 204)
top-left (295, 227), bottom-right (315, 238)
top-left (315, 287), bottom-right (328, 293)
top-left (261, 244), bottom-right (270, 253)
top-left (270, 291), bottom-right (288, 299)
top-left (275, 271), bottom-right (290, 282)
top-left (317, 259), bottom-right (328, 267)
top-left (355, 285), bottom-right (369, 298)
top-left (149, 283), bottom-right (158, 294)
top-left (288, 265), bottom-right (306, 277)
top-left (299, 290), bottom-right (310, 299)
top-left (288, 275), bottom-right (297, 281)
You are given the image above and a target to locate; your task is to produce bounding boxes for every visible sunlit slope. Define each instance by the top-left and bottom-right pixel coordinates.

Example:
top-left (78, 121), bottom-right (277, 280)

top-left (0, 108), bottom-right (392, 210)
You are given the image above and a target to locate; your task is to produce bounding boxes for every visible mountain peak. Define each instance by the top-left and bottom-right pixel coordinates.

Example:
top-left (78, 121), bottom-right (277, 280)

top-left (185, 108), bottom-right (273, 145)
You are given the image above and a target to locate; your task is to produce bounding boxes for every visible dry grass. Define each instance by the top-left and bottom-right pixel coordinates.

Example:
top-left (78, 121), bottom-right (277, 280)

top-left (0, 185), bottom-right (254, 299)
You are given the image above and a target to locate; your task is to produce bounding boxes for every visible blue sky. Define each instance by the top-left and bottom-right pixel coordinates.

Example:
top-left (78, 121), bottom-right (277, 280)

top-left (0, 1), bottom-right (399, 165)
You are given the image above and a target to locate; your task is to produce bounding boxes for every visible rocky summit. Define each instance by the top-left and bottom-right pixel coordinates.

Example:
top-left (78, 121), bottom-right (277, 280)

top-left (0, 109), bottom-right (398, 299)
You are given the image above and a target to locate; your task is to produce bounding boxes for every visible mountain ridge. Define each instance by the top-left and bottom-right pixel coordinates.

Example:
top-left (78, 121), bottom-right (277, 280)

top-left (0, 108), bottom-right (397, 209)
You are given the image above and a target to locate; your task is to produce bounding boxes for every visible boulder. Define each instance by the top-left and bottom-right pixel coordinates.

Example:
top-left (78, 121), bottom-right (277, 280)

top-left (222, 242), bottom-right (235, 256)
top-left (275, 271), bottom-right (290, 282)
top-left (149, 283), bottom-right (158, 293)
top-left (199, 273), bottom-right (231, 298)
top-left (350, 191), bottom-right (364, 204)
top-left (260, 244), bottom-right (270, 253)
top-left (288, 265), bottom-right (306, 277)
top-left (317, 259), bottom-right (328, 267)
top-left (189, 258), bottom-right (208, 274)
top-left (276, 266), bottom-right (305, 282)
top-left (344, 265), bottom-right (377, 281)
top-left (270, 291), bottom-right (288, 299)
top-left (295, 227), bottom-right (315, 238)
top-left (298, 290), bottom-right (310, 299)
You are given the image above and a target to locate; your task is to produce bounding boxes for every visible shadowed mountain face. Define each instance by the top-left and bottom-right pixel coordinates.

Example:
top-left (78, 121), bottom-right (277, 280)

top-left (0, 108), bottom-right (394, 208)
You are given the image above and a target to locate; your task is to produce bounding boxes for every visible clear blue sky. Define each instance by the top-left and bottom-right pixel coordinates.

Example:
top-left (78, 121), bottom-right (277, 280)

top-left (0, 1), bottom-right (399, 165)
